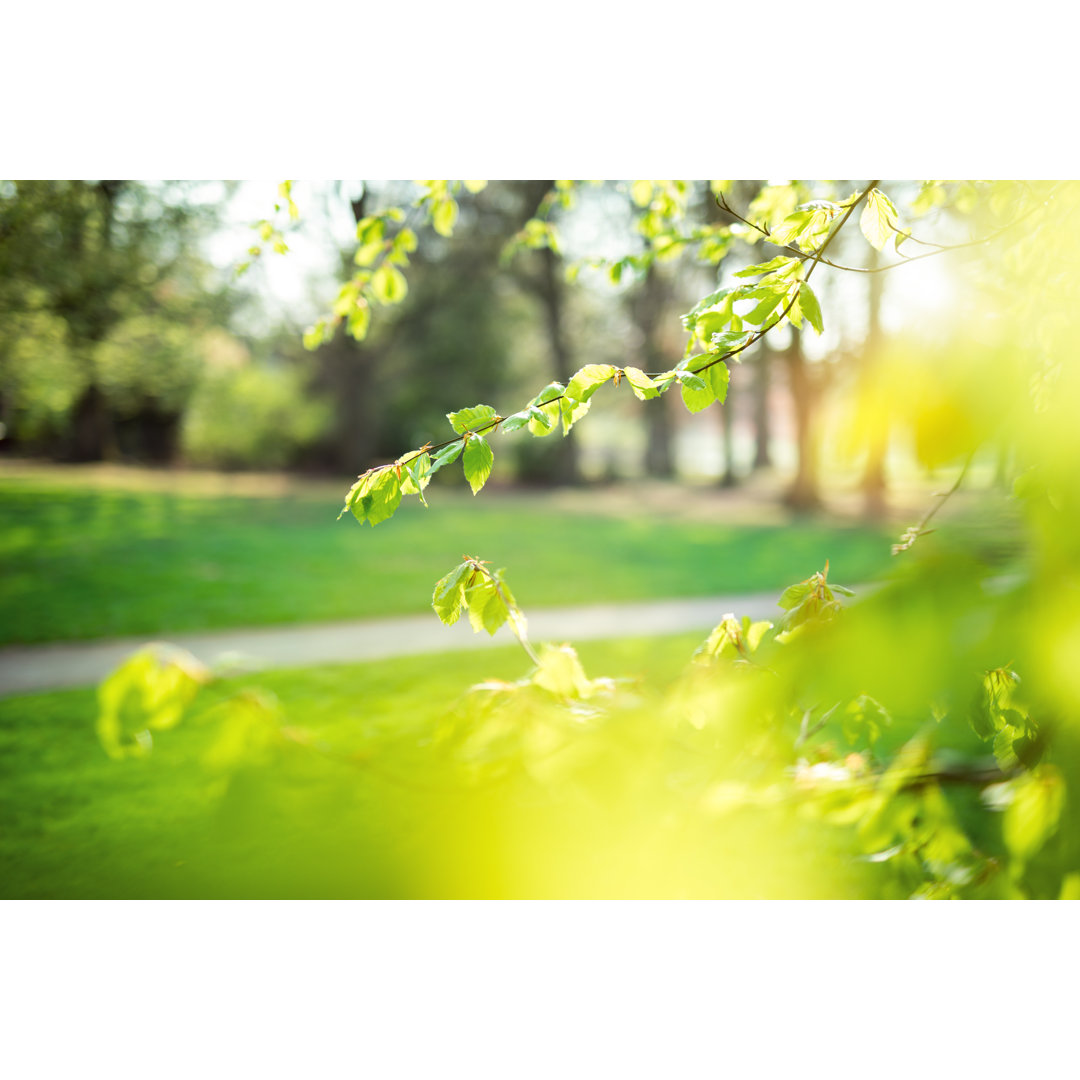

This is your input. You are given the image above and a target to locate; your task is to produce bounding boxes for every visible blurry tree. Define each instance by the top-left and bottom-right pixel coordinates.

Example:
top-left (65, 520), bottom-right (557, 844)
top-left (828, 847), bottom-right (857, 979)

top-left (782, 324), bottom-right (825, 511)
top-left (751, 335), bottom-right (774, 471)
top-left (502, 180), bottom-right (583, 484)
top-left (304, 182), bottom-right (532, 477)
top-left (0, 180), bottom-right (229, 460)
top-left (860, 244), bottom-right (888, 517)
top-left (630, 262), bottom-right (677, 478)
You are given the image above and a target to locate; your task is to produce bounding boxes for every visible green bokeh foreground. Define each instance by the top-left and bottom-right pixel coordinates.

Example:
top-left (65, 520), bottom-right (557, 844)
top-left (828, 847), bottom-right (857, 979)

top-left (1, 623), bottom-right (1003, 900)
top-left (0, 477), bottom-right (895, 645)
top-left (0, 635), bottom-right (707, 899)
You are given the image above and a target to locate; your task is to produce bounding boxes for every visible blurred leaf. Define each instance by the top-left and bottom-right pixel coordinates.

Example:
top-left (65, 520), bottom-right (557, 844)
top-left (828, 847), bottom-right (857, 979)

top-left (433, 198), bottom-right (458, 237)
top-left (371, 264), bottom-right (408, 305)
top-left (1003, 766), bottom-right (1065, 864)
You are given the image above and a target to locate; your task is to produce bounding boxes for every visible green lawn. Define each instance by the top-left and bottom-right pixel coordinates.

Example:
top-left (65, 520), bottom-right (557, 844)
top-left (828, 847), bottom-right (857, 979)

top-left (0, 474), bottom-right (896, 644)
top-left (0, 634), bottom-right (711, 899)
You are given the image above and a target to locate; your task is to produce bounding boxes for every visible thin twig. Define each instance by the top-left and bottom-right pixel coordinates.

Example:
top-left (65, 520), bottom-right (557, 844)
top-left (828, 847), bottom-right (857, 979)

top-left (892, 451), bottom-right (976, 555)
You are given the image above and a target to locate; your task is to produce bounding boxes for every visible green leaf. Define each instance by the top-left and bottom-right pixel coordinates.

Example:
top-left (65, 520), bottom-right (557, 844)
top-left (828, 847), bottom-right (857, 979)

top-left (400, 453), bottom-right (432, 504)
top-left (707, 361), bottom-right (730, 403)
top-left (531, 382), bottom-right (565, 406)
top-left (734, 256), bottom-right (800, 278)
top-left (432, 198), bottom-right (458, 237)
top-left (528, 403), bottom-right (559, 436)
top-left (623, 366), bottom-right (661, 401)
top-left (343, 472), bottom-right (374, 523)
top-left (860, 188), bottom-right (899, 251)
top-left (463, 180), bottom-right (487, 194)
top-left (532, 643), bottom-right (594, 699)
top-left (742, 291), bottom-right (784, 326)
top-left (744, 618), bottom-right (772, 652)
top-left (500, 410), bottom-right (531, 433)
top-left (371, 263), bottom-right (408, 305)
top-left (447, 404), bottom-right (498, 435)
top-left (1003, 766), bottom-right (1065, 864)
top-left (680, 377), bottom-right (716, 414)
top-left (560, 396), bottom-right (591, 435)
top-left (683, 287), bottom-right (734, 323)
top-left (359, 468), bottom-right (403, 526)
top-left (430, 441), bottom-right (464, 472)
top-left (463, 435), bottom-right (494, 494)
top-left (346, 304), bottom-right (372, 340)
top-left (799, 282), bottom-right (824, 334)
top-left (770, 209), bottom-right (813, 247)
top-left (778, 580), bottom-right (814, 610)
top-left (465, 577), bottom-right (508, 636)
top-left (675, 371), bottom-right (707, 392)
top-left (693, 310), bottom-right (735, 342)
top-left (97, 646), bottom-right (207, 759)
top-left (432, 562), bottom-right (471, 626)
top-left (566, 364), bottom-right (616, 402)
top-left (528, 403), bottom-right (554, 428)
top-left (708, 331), bottom-right (753, 355)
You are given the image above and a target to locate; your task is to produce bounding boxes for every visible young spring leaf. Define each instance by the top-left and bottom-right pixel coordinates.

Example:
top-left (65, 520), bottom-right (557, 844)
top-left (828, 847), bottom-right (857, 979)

top-left (860, 188), bottom-right (900, 251)
top-left (463, 435), bottom-right (494, 494)
top-left (623, 366), bottom-right (661, 401)
top-left (359, 468), bottom-right (403, 526)
top-left (769, 209), bottom-right (813, 247)
top-left (734, 255), bottom-right (801, 278)
top-left (1003, 765), bottom-right (1065, 864)
top-left (500, 410), bottom-right (531, 433)
top-left (560, 396), bottom-right (591, 435)
top-left (432, 562), bottom-right (471, 626)
top-left (799, 282), bottom-right (824, 334)
top-left (447, 404), bottom-right (498, 435)
top-left (429, 440), bottom-right (464, 474)
top-left (524, 403), bottom-right (556, 437)
top-left (565, 364), bottom-right (617, 402)
top-left (432, 198), bottom-right (458, 237)
top-left (742, 290), bottom-right (784, 326)
top-left (400, 453), bottom-right (432, 505)
top-left (708, 331), bottom-right (753, 355)
top-left (464, 577), bottom-right (509, 636)
top-left (677, 370), bottom-right (714, 414)
top-left (371, 263), bottom-right (408, 305)
top-left (707, 361), bottom-right (730, 403)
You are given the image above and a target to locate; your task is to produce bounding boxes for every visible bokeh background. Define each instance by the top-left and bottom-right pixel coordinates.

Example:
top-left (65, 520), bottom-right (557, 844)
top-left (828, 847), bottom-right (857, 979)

top-left (1, 179), bottom-right (1072, 899)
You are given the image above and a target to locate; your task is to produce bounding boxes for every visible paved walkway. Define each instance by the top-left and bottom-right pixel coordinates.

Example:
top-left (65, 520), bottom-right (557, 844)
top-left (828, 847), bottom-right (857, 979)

top-left (0, 592), bottom-right (785, 697)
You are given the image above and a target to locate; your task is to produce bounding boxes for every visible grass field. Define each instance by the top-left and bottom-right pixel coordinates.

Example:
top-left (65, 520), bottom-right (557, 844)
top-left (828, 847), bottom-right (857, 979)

top-left (0, 471), bottom-right (897, 645)
top-left (0, 633), bottom-right (710, 898)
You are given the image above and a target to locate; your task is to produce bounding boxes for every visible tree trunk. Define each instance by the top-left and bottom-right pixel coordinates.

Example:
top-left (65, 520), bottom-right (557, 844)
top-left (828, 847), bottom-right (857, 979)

top-left (633, 263), bottom-right (674, 479)
top-left (861, 246), bottom-right (888, 518)
top-left (311, 189), bottom-right (382, 474)
top-left (536, 244), bottom-right (581, 485)
top-left (751, 336), bottom-right (773, 470)
top-left (62, 182), bottom-right (126, 462)
top-left (718, 374), bottom-right (737, 487)
top-left (783, 326), bottom-right (823, 512)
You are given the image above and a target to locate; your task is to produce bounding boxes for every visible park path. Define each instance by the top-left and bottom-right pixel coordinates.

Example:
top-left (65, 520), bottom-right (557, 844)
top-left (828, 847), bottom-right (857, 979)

top-left (0, 591), bottom-right (784, 698)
